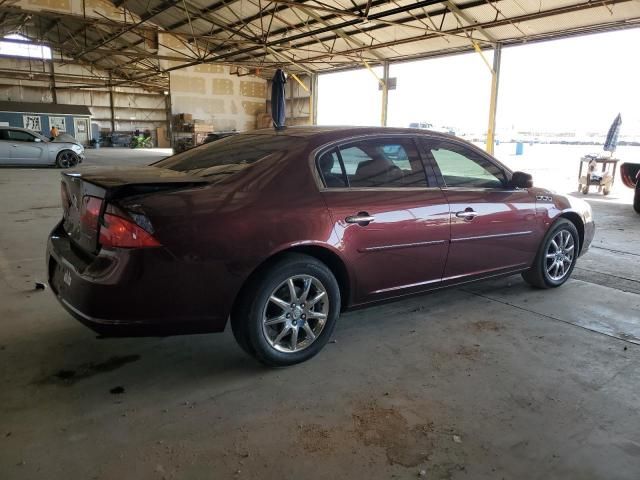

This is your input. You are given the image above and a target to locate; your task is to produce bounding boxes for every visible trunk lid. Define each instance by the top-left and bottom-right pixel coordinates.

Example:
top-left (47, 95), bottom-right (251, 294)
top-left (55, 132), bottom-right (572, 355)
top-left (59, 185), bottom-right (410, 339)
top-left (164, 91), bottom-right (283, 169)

top-left (60, 166), bottom-right (207, 253)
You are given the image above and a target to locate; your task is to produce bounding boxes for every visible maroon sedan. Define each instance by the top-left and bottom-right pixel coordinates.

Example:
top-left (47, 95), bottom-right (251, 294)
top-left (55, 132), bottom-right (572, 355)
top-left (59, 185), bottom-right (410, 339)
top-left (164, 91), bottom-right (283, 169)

top-left (47, 127), bottom-right (594, 366)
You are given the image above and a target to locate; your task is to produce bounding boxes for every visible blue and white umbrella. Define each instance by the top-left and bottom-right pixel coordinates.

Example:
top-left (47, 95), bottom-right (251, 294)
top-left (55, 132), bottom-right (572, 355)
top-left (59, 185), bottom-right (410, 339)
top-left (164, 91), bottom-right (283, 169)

top-left (271, 69), bottom-right (287, 130)
top-left (603, 113), bottom-right (622, 153)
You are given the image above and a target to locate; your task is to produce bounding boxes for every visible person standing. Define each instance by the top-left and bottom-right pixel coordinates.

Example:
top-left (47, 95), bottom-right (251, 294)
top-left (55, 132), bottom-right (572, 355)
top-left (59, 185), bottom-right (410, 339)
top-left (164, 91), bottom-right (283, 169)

top-left (50, 125), bottom-right (59, 140)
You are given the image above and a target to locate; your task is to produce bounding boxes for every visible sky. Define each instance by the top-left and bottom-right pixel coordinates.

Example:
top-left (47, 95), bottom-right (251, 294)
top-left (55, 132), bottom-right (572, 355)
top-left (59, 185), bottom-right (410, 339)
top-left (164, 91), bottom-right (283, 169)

top-left (0, 34), bottom-right (51, 60)
top-left (317, 28), bottom-right (640, 138)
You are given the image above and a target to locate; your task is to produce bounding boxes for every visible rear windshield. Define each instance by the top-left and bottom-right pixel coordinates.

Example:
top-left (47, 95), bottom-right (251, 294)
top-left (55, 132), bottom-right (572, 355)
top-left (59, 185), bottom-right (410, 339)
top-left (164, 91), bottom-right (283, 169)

top-left (153, 133), bottom-right (302, 178)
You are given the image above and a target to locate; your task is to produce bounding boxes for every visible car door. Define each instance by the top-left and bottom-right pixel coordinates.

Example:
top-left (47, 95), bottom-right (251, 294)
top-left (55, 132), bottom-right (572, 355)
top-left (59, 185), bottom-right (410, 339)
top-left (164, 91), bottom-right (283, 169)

top-left (318, 135), bottom-right (450, 304)
top-left (7, 129), bottom-right (48, 165)
top-left (420, 136), bottom-right (540, 281)
top-left (0, 130), bottom-right (12, 164)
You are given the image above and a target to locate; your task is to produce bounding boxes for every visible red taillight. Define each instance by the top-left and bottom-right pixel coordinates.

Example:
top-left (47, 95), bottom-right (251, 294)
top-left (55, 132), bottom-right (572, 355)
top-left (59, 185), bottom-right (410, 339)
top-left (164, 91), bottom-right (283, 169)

top-left (99, 213), bottom-right (161, 249)
top-left (81, 196), bottom-right (103, 228)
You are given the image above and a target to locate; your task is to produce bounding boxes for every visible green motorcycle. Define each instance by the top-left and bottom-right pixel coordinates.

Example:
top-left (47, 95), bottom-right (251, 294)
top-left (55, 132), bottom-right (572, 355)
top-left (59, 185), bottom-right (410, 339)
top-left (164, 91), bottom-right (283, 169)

top-left (129, 134), bottom-right (153, 149)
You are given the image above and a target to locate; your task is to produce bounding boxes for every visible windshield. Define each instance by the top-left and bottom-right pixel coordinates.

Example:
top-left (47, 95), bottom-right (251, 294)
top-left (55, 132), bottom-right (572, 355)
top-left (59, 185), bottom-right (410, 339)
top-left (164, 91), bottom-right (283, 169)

top-left (32, 131), bottom-right (49, 142)
top-left (52, 133), bottom-right (78, 144)
top-left (154, 133), bottom-right (304, 179)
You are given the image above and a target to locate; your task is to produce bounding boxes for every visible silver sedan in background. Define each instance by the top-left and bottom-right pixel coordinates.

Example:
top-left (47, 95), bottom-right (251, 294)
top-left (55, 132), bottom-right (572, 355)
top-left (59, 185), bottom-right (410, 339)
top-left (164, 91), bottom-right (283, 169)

top-left (0, 126), bottom-right (85, 168)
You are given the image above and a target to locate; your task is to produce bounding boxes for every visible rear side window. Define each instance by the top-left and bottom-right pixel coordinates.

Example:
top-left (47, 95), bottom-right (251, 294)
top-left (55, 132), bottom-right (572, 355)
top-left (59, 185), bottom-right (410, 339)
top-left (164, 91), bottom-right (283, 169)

top-left (154, 134), bottom-right (303, 179)
top-left (319, 137), bottom-right (428, 188)
top-left (317, 149), bottom-right (347, 188)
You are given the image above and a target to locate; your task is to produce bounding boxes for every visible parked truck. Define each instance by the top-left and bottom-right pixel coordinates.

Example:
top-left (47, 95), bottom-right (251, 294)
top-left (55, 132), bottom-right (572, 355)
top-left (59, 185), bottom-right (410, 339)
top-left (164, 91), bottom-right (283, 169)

top-left (621, 162), bottom-right (640, 213)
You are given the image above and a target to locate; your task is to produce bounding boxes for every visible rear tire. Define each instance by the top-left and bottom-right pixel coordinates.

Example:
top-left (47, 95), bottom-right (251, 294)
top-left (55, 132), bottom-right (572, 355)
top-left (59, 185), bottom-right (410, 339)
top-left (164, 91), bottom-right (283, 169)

top-left (634, 182), bottom-right (640, 214)
top-left (231, 254), bottom-right (340, 367)
top-left (522, 219), bottom-right (580, 289)
top-left (56, 150), bottom-right (79, 169)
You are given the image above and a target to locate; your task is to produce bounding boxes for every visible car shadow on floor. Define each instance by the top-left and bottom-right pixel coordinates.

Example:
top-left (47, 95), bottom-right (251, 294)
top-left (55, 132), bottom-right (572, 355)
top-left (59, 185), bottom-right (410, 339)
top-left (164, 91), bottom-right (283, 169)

top-left (10, 321), bottom-right (267, 408)
top-left (24, 279), bottom-right (519, 397)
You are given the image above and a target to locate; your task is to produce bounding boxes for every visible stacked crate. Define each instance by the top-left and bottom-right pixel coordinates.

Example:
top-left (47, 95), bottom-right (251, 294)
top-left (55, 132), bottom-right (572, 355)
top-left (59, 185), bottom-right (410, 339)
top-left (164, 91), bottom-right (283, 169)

top-left (172, 113), bottom-right (214, 152)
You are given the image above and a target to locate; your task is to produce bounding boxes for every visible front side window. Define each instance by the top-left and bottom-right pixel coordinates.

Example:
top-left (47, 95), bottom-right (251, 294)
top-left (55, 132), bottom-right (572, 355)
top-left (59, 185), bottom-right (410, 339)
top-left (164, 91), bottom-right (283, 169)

top-left (329, 138), bottom-right (427, 188)
top-left (428, 141), bottom-right (505, 188)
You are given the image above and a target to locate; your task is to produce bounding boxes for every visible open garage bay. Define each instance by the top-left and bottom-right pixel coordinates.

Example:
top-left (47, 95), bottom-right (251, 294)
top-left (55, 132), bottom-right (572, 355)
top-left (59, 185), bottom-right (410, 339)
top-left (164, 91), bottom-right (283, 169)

top-left (1, 149), bottom-right (639, 479)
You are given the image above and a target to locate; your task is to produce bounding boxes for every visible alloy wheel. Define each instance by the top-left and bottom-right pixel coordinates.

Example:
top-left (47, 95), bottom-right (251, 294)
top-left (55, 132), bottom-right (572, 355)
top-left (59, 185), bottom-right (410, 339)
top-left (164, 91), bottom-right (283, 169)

top-left (261, 275), bottom-right (329, 353)
top-left (58, 152), bottom-right (77, 168)
top-left (545, 229), bottom-right (575, 281)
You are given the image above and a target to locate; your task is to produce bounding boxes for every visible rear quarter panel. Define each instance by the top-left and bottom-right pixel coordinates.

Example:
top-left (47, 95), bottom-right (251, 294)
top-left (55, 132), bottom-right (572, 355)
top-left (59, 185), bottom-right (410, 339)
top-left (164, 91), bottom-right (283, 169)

top-left (120, 143), bottom-right (344, 324)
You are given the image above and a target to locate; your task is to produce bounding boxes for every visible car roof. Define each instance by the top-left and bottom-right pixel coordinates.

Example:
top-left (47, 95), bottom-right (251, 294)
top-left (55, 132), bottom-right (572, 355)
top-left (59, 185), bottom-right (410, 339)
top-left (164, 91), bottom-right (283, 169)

top-left (241, 126), bottom-right (504, 170)
top-left (246, 125), bottom-right (458, 146)
top-left (249, 125), bottom-right (452, 137)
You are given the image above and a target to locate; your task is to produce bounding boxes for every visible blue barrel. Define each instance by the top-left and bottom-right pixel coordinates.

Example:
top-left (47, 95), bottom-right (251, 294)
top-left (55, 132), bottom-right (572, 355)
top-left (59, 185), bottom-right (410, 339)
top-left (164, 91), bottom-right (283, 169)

top-left (515, 142), bottom-right (524, 155)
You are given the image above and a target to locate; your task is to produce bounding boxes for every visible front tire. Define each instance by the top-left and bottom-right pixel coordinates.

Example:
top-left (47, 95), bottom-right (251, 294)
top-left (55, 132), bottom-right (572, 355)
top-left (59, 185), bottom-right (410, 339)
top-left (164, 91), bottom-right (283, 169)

top-left (231, 254), bottom-right (341, 367)
top-left (522, 219), bottom-right (580, 289)
top-left (634, 182), bottom-right (640, 214)
top-left (56, 150), bottom-right (79, 169)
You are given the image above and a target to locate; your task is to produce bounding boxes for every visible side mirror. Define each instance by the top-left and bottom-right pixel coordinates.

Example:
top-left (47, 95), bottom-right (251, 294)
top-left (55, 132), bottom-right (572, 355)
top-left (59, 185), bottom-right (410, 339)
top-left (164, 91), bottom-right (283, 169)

top-left (509, 171), bottom-right (533, 189)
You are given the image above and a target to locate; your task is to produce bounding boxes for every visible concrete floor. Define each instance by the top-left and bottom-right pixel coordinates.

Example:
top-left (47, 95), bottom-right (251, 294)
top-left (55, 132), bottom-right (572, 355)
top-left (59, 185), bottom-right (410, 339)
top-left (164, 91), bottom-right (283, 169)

top-left (1, 148), bottom-right (639, 479)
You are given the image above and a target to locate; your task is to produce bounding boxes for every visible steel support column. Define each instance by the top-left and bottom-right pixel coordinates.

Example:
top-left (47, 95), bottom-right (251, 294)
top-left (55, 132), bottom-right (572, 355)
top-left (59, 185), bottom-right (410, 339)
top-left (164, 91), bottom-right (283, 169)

top-left (108, 73), bottom-right (116, 132)
top-left (166, 74), bottom-right (173, 147)
top-left (311, 73), bottom-right (318, 125)
top-left (381, 61), bottom-right (389, 127)
top-left (486, 43), bottom-right (502, 155)
top-left (165, 91), bottom-right (172, 146)
top-left (50, 61), bottom-right (57, 104)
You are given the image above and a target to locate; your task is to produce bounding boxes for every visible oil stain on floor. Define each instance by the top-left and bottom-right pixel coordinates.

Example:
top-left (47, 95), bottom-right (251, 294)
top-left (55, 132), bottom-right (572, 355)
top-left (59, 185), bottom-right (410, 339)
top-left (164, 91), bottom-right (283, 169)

top-left (37, 354), bottom-right (141, 386)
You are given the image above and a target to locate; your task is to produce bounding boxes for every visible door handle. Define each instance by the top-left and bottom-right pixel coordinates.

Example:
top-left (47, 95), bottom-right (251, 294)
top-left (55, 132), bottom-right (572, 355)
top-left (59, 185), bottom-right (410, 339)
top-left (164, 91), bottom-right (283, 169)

top-left (345, 212), bottom-right (375, 226)
top-left (455, 209), bottom-right (479, 220)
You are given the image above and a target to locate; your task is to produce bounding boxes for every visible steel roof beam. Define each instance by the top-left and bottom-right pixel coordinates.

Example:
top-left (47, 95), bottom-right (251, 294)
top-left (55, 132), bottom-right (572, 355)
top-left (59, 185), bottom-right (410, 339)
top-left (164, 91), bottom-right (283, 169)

top-left (202, 0), bottom-right (447, 62)
top-left (162, 0), bottom-right (296, 33)
top-left (0, 6), bottom-right (158, 32)
top-left (206, 0), bottom-right (449, 65)
top-left (200, 0), bottom-right (391, 42)
top-left (73, 0), bottom-right (181, 58)
top-left (275, 0), bottom-right (634, 66)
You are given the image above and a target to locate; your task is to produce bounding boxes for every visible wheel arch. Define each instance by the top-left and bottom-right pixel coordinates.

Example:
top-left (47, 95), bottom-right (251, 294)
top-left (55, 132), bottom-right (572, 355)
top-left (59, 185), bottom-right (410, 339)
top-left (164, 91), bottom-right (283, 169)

top-left (230, 244), bottom-right (353, 323)
top-left (558, 211), bottom-right (584, 254)
top-left (55, 148), bottom-right (78, 167)
top-left (56, 148), bottom-right (75, 158)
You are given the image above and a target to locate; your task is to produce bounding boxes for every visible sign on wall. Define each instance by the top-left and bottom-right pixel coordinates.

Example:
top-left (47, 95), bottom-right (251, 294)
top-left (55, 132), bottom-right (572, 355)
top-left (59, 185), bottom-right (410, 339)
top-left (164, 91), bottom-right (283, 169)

top-left (23, 115), bottom-right (41, 131)
top-left (49, 116), bottom-right (66, 132)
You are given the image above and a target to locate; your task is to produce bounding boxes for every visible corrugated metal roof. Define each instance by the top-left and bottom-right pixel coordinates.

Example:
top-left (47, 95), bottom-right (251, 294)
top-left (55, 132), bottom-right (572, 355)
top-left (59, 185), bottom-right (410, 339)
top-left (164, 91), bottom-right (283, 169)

top-left (1, 0), bottom-right (638, 87)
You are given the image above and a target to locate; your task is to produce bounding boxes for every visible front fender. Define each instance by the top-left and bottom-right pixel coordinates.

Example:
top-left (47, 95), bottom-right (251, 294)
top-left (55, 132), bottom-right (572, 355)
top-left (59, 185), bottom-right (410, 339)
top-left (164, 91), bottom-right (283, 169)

top-left (531, 188), bottom-right (594, 255)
